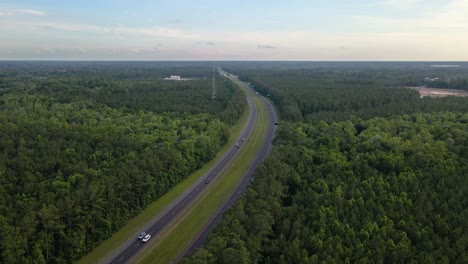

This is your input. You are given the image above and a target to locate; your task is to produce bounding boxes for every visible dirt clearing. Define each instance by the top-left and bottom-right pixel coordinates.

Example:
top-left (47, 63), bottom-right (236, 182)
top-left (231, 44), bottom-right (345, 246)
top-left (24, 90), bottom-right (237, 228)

top-left (408, 86), bottom-right (468, 98)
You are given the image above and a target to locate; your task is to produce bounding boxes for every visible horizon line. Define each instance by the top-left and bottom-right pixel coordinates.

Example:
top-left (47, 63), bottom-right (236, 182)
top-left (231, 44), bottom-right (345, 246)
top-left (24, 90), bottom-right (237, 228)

top-left (1, 59), bottom-right (468, 62)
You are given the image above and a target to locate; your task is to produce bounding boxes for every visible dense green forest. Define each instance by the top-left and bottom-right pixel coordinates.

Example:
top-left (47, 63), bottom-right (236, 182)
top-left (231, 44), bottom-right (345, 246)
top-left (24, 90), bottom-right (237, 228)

top-left (223, 61), bottom-right (468, 92)
top-left (0, 62), bottom-right (245, 125)
top-left (232, 67), bottom-right (468, 122)
top-left (187, 113), bottom-right (468, 264)
top-left (0, 62), bottom-right (246, 263)
top-left (187, 63), bottom-right (468, 264)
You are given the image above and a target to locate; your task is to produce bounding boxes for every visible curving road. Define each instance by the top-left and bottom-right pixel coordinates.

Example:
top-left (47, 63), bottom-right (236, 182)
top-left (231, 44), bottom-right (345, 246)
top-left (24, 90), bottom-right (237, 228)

top-left (100, 69), bottom-right (277, 264)
top-left (176, 69), bottom-right (278, 262)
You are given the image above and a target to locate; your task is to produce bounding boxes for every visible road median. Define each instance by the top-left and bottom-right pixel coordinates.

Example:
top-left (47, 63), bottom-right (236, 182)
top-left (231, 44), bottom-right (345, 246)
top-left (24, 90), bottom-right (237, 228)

top-left (134, 87), bottom-right (269, 264)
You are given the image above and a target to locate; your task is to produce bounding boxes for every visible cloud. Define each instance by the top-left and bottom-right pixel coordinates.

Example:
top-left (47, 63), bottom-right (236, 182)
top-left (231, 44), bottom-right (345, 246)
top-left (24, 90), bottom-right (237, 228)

top-left (0, 8), bottom-right (45, 16)
top-left (114, 26), bottom-right (198, 39)
top-left (21, 9), bottom-right (46, 16)
top-left (39, 23), bottom-right (109, 33)
top-left (355, 0), bottom-right (468, 32)
top-left (257, 44), bottom-right (277, 49)
top-left (35, 21), bottom-right (198, 39)
top-left (193, 42), bottom-right (215, 46)
top-left (378, 0), bottom-right (424, 8)
top-left (1, 1), bottom-right (467, 60)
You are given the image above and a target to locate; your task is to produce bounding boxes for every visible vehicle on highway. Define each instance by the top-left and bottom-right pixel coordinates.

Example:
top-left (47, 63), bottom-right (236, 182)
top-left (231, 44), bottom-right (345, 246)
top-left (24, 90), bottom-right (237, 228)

top-left (102, 69), bottom-right (275, 263)
top-left (142, 234), bottom-right (151, 243)
top-left (242, 137), bottom-right (246, 141)
top-left (274, 122), bottom-right (280, 125)
top-left (255, 92), bottom-right (259, 95)
top-left (137, 232), bottom-right (146, 240)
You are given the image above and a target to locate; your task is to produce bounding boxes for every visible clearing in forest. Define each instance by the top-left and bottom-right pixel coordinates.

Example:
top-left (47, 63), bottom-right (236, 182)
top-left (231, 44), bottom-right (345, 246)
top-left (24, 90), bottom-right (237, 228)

top-left (408, 86), bottom-right (468, 97)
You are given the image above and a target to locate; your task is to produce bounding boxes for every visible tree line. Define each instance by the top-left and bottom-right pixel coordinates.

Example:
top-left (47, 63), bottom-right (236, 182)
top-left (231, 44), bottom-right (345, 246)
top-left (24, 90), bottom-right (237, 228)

top-left (234, 68), bottom-right (468, 122)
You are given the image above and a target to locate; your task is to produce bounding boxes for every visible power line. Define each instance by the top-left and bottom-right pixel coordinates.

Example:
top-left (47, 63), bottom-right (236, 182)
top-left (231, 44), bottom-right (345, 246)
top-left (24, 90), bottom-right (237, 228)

top-left (211, 64), bottom-right (216, 101)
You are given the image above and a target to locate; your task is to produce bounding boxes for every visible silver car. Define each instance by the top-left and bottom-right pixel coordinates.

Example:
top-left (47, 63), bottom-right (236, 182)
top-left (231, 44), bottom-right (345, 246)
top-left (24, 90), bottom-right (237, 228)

top-left (142, 234), bottom-right (151, 243)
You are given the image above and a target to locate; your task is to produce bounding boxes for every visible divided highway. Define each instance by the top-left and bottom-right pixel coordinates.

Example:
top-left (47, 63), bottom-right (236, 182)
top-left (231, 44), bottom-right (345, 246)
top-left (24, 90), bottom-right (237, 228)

top-left (101, 69), bottom-right (277, 264)
top-left (177, 70), bottom-right (278, 261)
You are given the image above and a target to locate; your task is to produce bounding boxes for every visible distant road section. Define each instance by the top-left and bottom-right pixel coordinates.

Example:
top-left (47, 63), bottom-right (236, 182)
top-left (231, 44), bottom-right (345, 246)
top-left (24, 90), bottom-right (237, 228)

top-left (100, 69), bottom-right (277, 264)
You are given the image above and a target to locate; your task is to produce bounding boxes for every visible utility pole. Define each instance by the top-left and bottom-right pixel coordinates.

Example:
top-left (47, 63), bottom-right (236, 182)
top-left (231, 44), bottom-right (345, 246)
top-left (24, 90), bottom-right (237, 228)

top-left (211, 64), bottom-right (216, 101)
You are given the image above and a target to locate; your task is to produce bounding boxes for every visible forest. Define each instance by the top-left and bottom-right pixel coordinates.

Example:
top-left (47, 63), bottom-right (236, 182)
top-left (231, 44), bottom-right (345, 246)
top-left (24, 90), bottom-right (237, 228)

top-left (0, 62), bottom-right (246, 263)
top-left (227, 64), bottom-right (468, 123)
top-left (186, 63), bottom-right (468, 263)
top-left (0, 61), bottom-right (245, 125)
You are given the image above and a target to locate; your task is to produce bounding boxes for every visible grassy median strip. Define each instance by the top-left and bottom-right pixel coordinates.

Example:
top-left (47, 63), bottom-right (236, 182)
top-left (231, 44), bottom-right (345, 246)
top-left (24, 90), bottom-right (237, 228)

top-left (78, 98), bottom-right (249, 264)
top-left (133, 94), bottom-right (269, 264)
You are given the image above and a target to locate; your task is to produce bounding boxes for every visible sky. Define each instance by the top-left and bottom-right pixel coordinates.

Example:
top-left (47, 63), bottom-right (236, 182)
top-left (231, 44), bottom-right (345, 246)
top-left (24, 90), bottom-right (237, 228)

top-left (0, 0), bottom-right (467, 60)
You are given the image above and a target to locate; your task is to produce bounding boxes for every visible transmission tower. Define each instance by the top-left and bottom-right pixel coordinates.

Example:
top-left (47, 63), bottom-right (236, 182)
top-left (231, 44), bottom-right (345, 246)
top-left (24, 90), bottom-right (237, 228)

top-left (211, 64), bottom-right (216, 101)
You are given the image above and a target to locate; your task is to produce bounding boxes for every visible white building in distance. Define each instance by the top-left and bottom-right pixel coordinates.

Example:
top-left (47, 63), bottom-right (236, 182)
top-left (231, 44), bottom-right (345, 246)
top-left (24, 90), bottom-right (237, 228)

top-left (164, 75), bottom-right (181, 81)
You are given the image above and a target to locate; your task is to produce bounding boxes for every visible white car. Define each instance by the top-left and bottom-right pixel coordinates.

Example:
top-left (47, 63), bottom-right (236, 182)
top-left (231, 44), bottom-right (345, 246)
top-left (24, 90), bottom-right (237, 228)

top-left (142, 234), bottom-right (151, 243)
top-left (137, 232), bottom-right (146, 240)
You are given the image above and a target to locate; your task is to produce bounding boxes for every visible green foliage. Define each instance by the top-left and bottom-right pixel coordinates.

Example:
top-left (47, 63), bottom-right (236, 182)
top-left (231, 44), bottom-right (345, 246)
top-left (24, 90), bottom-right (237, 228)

top-left (0, 62), bottom-right (246, 263)
top-left (0, 61), bottom-right (246, 126)
top-left (0, 94), bottom-right (230, 263)
top-left (186, 63), bottom-right (468, 263)
top-left (233, 67), bottom-right (468, 123)
top-left (186, 113), bottom-right (468, 263)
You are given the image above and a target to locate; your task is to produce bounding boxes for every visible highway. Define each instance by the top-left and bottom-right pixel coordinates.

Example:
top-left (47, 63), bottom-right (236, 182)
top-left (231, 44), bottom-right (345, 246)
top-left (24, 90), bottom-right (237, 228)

top-left (100, 69), bottom-right (277, 264)
top-left (177, 70), bottom-right (278, 261)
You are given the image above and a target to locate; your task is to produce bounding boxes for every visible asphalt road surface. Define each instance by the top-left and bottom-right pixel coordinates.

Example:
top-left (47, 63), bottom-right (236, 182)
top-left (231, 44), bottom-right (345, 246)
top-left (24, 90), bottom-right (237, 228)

top-left (100, 69), bottom-right (276, 264)
top-left (176, 70), bottom-right (278, 262)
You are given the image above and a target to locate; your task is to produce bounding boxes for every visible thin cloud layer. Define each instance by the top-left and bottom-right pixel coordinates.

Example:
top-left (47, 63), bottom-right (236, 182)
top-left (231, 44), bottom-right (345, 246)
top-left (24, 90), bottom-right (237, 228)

top-left (21, 9), bottom-right (46, 16)
top-left (0, 1), bottom-right (467, 60)
top-left (0, 8), bottom-right (45, 16)
top-left (35, 22), bottom-right (197, 39)
top-left (257, 45), bottom-right (277, 49)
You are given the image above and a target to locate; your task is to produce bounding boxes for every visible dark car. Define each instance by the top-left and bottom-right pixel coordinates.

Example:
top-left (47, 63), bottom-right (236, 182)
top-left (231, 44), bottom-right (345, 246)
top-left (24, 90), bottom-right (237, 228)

top-left (138, 232), bottom-right (146, 240)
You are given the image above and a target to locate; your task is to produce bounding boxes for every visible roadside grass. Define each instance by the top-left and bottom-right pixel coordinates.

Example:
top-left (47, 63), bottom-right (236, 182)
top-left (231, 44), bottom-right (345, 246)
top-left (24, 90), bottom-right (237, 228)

top-left (134, 94), bottom-right (269, 264)
top-left (77, 99), bottom-right (249, 264)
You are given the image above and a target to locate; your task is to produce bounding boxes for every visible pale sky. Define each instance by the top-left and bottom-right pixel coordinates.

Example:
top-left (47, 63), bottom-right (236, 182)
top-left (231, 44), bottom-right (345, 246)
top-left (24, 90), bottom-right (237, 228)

top-left (1, 0), bottom-right (467, 60)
